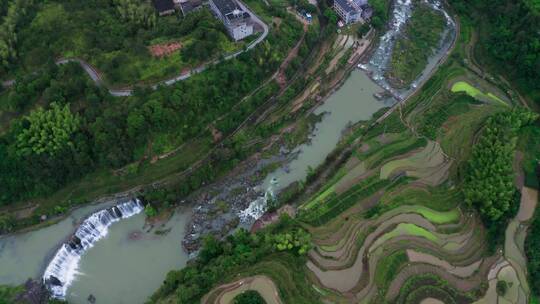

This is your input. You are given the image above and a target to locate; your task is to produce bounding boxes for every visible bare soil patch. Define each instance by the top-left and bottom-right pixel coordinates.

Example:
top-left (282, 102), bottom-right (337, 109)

top-left (148, 42), bottom-right (182, 58)
top-left (517, 187), bottom-right (538, 222)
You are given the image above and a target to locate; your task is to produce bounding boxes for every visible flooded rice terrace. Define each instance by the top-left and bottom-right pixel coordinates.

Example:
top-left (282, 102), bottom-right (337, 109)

top-left (242, 0), bottom-right (457, 221)
top-left (0, 1), bottom-right (456, 302)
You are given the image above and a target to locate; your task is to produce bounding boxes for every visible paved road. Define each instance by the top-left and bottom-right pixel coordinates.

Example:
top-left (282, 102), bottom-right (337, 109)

top-left (4, 2), bottom-right (269, 97)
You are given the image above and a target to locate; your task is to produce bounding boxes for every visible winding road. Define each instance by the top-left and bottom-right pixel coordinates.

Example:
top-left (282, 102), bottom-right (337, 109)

top-left (4, 1), bottom-right (268, 97)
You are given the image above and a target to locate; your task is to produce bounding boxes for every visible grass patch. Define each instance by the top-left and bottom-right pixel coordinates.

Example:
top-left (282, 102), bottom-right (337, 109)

top-left (300, 175), bottom-right (392, 226)
top-left (439, 103), bottom-right (503, 165)
top-left (416, 93), bottom-right (478, 140)
top-left (359, 132), bottom-right (427, 170)
top-left (451, 81), bottom-right (508, 106)
top-left (374, 250), bottom-right (408, 289)
top-left (0, 284), bottom-right (24, 304)
top-left (369, 223), bottom-right (439, 253)
top-left (379, 141), bottom-right (445, 180)
top-left (381, 186), bottom-right (462, 212)
top-left (414, 206), bottom-right (460, 224)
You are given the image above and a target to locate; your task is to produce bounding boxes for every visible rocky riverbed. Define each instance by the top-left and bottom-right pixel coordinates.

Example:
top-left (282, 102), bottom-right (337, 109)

top-left (182, 149), bottom-right (294, 253)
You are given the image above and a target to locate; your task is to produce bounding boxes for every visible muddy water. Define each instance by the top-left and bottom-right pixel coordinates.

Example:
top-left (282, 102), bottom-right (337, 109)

top-left (0, 200), bottom-right (119, 285)
top-left (241, 0), bottom-right (457, 221)
top-left (1, 1), bottom-right (458, 302)
top-left (240, 72), bottom-right (390, 220)
top-left (65, 210), bottom-right (190, 304)
top-left (0, 202), bottom-right (190, 304)
top-left (265, 71), bottom-right (389, 191)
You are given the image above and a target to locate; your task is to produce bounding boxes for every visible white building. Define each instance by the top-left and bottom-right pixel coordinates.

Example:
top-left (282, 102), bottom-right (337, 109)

top-left (333, 0), bottom-right (363, 24)
top-left (209, 0), bottom-right (254, 41)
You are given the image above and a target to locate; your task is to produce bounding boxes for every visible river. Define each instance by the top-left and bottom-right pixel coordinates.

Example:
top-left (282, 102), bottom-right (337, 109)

top-left (240, 71), bottom-right (392, 220)
top-left (0, 0), bottom-right (456, 302)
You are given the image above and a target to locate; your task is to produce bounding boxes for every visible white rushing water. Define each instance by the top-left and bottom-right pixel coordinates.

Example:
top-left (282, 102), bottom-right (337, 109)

top-left (239, 0), bottom-right (457, 224)
top-left (368, 0), bottom-right (413, 84)
top-left (366, 0), bottom-right (456, 98)
top-left (42, 199), bottom-right (143, 299)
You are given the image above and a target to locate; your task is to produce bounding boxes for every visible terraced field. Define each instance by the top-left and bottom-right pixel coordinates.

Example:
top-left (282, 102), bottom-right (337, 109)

top-left (198, 10), bottom-right (538, 304)
top-left (202, 275), bottom-right (282, 304)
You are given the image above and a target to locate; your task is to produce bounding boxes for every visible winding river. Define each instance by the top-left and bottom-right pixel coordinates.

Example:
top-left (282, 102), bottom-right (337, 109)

top-left (0, 1), bottom-right (457, 302)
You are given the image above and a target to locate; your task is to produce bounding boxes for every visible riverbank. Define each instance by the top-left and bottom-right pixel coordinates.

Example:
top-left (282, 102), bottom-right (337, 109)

top-left (2, 1), bottom-right (473, 303)
top-left (0, 6), bottom-right (307, 237)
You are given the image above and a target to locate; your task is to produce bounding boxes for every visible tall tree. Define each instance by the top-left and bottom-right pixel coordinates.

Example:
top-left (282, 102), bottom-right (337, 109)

top-left (15, 102), bottom-right (81, 157)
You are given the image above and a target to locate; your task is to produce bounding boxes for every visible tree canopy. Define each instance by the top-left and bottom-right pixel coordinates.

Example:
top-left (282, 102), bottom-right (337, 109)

top-left (233, 290), bottom-right (267, 304)
top-left (15, 102), bottom-right (81, 157)
top-left (464, 109), bottom-right (538, 221)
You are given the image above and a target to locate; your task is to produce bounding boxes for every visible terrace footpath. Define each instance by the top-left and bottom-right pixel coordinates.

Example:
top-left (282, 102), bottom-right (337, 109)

top-left (3, 0), bottom-right (269, 97)
top-left (373, 14), bottom-right (460, 126)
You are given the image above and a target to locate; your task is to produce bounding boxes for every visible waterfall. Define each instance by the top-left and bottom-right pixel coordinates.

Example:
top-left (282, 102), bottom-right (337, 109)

top-left (239, 189), bottom-right (274, 223)
top-left (42, 199), bottom-right (144, 299)
top-left (365, 0), bottom-right (456, 98)
top-left (367, 0), bottom-right (414, 87)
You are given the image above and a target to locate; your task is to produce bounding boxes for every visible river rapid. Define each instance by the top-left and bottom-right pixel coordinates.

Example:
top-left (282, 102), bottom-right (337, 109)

top-left (0, 1), bottom-right (456, 302)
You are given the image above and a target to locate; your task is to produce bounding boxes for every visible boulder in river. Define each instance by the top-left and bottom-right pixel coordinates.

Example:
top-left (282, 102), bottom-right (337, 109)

top-left (47, 275), bottom-right (63, 287)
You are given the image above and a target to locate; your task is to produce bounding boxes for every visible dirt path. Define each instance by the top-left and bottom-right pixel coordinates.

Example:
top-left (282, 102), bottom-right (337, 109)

top-left (201, 275), bottom-right (282, 304)
top-left (517, 187), bottom-right (538, 222)
top-left (276, 20), bottom-right (308, 88)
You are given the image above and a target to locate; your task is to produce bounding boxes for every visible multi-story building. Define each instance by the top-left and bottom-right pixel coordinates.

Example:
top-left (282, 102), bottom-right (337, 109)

top-left (179, 0), bottom-right (203, 16)
top-left (209, 0), bottom-right (253, 41)
top-left (333, 0), bottom-right (363, 24)
top-left (152, 0), bottom-right (176, 16)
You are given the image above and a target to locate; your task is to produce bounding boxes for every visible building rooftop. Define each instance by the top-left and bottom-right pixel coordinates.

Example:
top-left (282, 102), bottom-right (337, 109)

top-left (180, 0), bottom-right (202, 15)
top-left (212, 0), bottom-right (250, 22)
top-left (334, 0), bottom-right (358, 13)
top-left (153, 0), bottom-right (175, 13)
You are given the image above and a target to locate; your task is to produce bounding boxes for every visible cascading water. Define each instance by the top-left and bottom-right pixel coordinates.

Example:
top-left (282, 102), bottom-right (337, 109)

top-left (367, 0), bottom-right (414, 85)
top-left (42, 199), bottom-right (143, 299)
top-left (365, 0), bottom-right (456, 99)
top-left (238, 0), bottom-right (457, 224)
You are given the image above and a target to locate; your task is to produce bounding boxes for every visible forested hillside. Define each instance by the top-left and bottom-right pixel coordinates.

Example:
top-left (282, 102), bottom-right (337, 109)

top-left (0, 8), bottom-right (308, 200)
top-left (450, 0), bottom-right (540, 104)
top-left (0, 0), bottom-right (238, 85)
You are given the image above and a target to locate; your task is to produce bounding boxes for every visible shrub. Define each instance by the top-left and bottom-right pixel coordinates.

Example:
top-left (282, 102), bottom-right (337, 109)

top-left (496, 280), bottom-right (508, 296)
top-left (233, 290), bottom-right (267, 304)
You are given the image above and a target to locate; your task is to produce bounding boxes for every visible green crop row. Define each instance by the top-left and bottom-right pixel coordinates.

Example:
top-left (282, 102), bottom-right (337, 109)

top-left (300, 177), bottom-right (391, 226)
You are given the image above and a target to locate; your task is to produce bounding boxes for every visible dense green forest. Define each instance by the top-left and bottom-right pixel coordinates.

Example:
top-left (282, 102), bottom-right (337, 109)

top-left (388, 2), bottom-right (445, 87)
top-left (450, 0), bottom-right (540, 105)
top-left (463, 109), bottom-right (538, 253)
top-left (448, 0), bottom-right (540, 297)
top-left (150, 216), bottom-right (312, 303)
top-left (464, 109), bottom-right (538, 221)
top-left (0, 7), bottom-right (310, 215)
top-left (526, 208), bottom-right (540, 298)
top-left (0, 0), bottom-right (237, 85)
